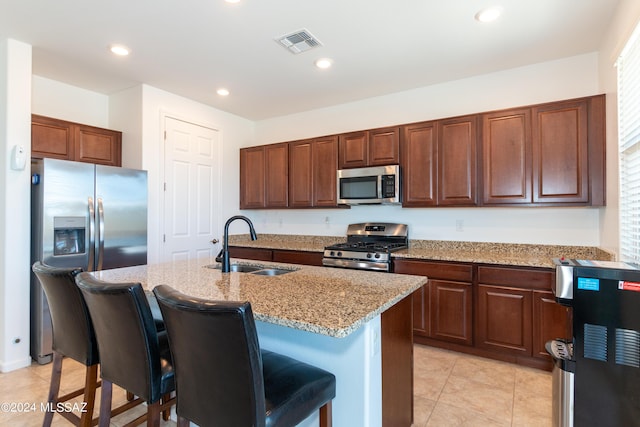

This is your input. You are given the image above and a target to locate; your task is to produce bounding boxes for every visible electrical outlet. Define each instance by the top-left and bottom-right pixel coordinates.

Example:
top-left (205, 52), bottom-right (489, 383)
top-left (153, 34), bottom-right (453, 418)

top-left (456, 219), bottom-right (464, 232)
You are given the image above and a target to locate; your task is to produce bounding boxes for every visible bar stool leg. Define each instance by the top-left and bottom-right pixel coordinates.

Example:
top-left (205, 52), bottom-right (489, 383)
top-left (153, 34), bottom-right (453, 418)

top-left (79, 364), bottom-right (99, 427)
top-left (98, 380), bottom-right (113, 427)
top-left (43, 352), bottom-right (64, 427)
top-left (319, 401), bottom-right (332, 427)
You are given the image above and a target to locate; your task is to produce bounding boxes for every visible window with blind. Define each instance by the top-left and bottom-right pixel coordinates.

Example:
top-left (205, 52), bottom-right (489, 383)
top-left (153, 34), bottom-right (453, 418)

top-left (619, 22), bottom-right (640, 263)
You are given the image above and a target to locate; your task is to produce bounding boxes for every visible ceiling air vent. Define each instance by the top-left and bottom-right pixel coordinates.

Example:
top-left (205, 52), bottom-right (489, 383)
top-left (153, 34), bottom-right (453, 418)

top-left (275, 29), bottom-right (322, 54)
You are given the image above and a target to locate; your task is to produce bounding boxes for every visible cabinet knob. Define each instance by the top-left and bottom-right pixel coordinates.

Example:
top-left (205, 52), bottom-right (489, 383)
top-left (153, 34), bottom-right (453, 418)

top-left (210, 238), bottom-right (219, 244)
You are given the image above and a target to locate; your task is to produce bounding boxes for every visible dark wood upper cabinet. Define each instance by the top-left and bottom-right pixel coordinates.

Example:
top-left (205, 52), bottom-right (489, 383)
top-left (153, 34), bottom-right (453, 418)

top-left (289, 136), bottom-right (338, 207)
top-left (339, 131), bottom-right (368, 168)
top-left (339, 127), bottom-right (400, 169)
top-left (239, 143), bottom-right (288, 209)
top-left (438, 115), bottom-right (478, 206)
top-left (481, 95), bottom-right (605, 206)
top-left (312, 136), bottom-right (339, 206)
top-left (369, 127), bottom-right (400, 166)
top-left (401, 121), bottom-right (437, 207)
top-left (265, 143), bottom-right (289, 207)
top-left (482, 109), bottom-right (532, 204)
top-left (289, 139), bottom-right (314, 207)
top-left (242, 94), bottom-right (605, 209)
top-left (532, 99), bottom-right (589, 204)
top-left (32, 115), bottom-right (122, 166)
top-left (240, 146), bottom-right (267, 209)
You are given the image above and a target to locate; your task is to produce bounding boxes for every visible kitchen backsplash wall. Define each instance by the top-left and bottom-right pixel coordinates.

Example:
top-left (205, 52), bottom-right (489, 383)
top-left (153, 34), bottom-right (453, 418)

top-left (243, 205), bottom-right (600, 246)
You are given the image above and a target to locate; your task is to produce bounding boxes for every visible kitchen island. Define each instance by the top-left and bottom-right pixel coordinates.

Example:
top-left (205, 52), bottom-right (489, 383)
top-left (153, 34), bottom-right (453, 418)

top-left (91, 257), bottom-right (426, 427)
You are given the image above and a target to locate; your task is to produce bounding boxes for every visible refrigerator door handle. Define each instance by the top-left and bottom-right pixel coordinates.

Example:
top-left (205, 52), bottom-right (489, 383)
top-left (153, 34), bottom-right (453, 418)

top-left (97, 197), bottom-right (105, 271)
top-left (88, 197), bottom-right (95, 272)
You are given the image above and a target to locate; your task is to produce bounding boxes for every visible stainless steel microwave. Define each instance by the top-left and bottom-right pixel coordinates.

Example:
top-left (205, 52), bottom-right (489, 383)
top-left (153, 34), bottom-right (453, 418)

top-left (337, 165), bottom-right (401, 205)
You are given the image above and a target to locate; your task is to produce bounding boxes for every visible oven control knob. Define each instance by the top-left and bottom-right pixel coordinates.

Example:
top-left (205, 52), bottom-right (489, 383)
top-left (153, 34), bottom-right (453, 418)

top-left (374, 253), bottom-right (381, 259)
top-left (330, 251), bottom-right (335, 256)
top-left (366, 252), bottom-right (372, 258)
top-left (337, 251), bottom-right (342, 257)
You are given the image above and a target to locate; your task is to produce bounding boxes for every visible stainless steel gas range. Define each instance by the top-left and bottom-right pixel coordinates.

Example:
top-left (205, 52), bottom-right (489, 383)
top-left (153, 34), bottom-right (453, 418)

top-left (322, 223), bottom-right (408, 272)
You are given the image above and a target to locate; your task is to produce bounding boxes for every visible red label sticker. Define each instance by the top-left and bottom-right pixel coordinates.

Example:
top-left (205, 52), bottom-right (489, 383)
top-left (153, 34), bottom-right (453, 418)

top-left (618, 281), bottom-right (640, 292)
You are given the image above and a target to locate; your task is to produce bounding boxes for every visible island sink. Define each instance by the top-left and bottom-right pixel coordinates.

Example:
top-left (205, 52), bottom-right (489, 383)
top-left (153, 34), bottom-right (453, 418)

top-left (205, 263), bottom-right (296, 276)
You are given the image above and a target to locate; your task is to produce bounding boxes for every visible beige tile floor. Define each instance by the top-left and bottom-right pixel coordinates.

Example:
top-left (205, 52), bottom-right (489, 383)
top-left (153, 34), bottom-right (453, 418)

top-left (0, 344), bottom-right (551, 426)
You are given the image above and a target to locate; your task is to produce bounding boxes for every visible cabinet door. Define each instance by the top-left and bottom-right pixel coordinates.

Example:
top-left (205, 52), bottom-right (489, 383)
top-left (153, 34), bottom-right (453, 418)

top-left (411, 284), bottom-right (430, 336)
top-left (289, 140), bottom-right (314, 207)
top-left (339, 131), bottom-right (368, 169)
top-left (401, 122), bottom-right (437, 207)
top-left (369, 127), bottom-right (400, 166)
top-left (240, 146), bottom-right (266, 209)
top-left (265, 143), bottom-right (289, 207)
top-left (476, 284), bottom-right (532, 356)
top-left (431, 280), bottom-right (473, 345)
top-left (31, 115), bottom-right (73, 160)
top-left (482, 109), bottom-right (531, 204)
top-left (532, 100), bottom-right (589, 203)
top-left (75, 124), bottom-right (122, 166)
top-left (438, 115), bottom-right (478, 206)
top-left (533, 290), bottom-right (572, 359)
top-left (312, 136), bottom-right (338, 206)
top-left (394, 259), bottom-right (473, 340)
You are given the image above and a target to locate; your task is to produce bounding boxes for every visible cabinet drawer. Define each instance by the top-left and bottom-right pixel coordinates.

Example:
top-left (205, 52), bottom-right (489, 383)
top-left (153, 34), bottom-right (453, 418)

top-left (228, 247), bottom-right (273, 262)
top-left (394, 259), bottom-right (472, 282)
top-left (272, 250), bottom-right (323, 266)
top-left (477, 265), bottom-right (552, 290)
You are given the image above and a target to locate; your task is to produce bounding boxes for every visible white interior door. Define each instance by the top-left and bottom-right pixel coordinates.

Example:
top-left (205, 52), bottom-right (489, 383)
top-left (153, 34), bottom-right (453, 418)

top-left (163, 116), bottom-right (221, 262)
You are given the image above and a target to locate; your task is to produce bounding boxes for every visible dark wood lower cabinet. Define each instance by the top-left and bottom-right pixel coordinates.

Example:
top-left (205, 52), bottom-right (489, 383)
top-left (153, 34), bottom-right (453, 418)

top-left (228, 246), bottom-right (273, 262)
top-left (228, 246), bottom-right (570, 372)
top-left (381, 295), bottom-right (413, 427)
top-left (228, 246), bottom-right (324, 266)
top-left (397, 259), bottom-right (568, 370)
top-left (394, 260), bottom-right (473, 346)
top-left (476, 284), bottom-right (532, 355)
top-left (533, 290), bottom-right (572, 358)
top-left (431, 280), bottom-right (473, 345)
top-left (272, 249), bottom-right (324, 266)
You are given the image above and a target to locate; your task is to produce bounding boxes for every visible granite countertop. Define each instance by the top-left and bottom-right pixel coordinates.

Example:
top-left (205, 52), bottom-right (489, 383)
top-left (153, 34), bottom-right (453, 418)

top-left (91, 257), bottom-right (426, 339)
top-left (228, 234), bottom-right (616, 268)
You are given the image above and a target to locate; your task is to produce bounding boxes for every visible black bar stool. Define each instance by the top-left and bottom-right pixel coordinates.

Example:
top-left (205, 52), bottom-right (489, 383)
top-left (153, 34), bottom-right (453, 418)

top-left (75, 272), bottom-right (175, 427)
top-left (32, 262), bottom-right (101, 427)
top-left (153, 284), bottom-right (336, 427)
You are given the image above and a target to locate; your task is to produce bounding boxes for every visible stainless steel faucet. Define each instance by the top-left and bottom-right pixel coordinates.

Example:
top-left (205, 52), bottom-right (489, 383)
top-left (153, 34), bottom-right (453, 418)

top-left (216, 215), bottom-right (257, 272)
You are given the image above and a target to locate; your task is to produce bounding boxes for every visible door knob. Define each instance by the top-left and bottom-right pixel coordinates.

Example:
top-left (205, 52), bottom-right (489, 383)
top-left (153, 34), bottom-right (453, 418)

top-left (210, 238), bottom-right (219, 245)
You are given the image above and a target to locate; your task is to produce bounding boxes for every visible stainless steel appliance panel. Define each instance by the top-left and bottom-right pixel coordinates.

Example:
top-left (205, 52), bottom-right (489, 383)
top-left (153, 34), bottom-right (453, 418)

top-left (95, 165), bottom-right (147, 270)
top-left (30, 158), bottom-right (148, 364)
top-left (30, 159), bottom-right (94, 363)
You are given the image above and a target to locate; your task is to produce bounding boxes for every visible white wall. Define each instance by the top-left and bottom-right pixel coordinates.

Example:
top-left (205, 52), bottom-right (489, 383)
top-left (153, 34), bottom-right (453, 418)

top-left (0, 39), bottom-right (32, 372)
top-left (251, 54), bottom-right (603, 246)
top-left (135, 84), bottom-right (256, 263)
top-left (32, 76), bottom-right (109, 127)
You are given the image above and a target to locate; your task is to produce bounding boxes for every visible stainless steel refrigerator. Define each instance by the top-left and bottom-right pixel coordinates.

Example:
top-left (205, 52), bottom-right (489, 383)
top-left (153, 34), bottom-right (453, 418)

top-left (30, 158), bottom-right (148, 363)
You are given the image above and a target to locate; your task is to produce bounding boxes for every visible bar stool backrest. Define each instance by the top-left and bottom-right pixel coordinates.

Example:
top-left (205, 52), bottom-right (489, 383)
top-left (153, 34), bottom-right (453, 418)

top-left (153, 284), bottom-right (265, 427)
top-left (75, 272), bottom-right (165, 404)
top-left (32, 262), bottom-right (98, 366)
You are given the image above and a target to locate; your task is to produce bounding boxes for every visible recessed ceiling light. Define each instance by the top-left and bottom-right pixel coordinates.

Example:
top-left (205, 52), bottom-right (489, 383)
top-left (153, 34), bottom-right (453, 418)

top-left (109, 44), bottom-right (130, 56)
top-left (224, 0), bottom-right (240, 3)
top-left (315, 58), bottom-right (333, 69)
top-left (216, 88), bottom-right (230, 96)
top-left (475, 6), bottom-right (503, 23)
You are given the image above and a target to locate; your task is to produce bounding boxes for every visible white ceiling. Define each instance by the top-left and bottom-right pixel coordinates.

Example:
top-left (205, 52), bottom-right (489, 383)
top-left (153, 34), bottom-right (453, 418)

top-left (0, 0), bottom-right (619, 120)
